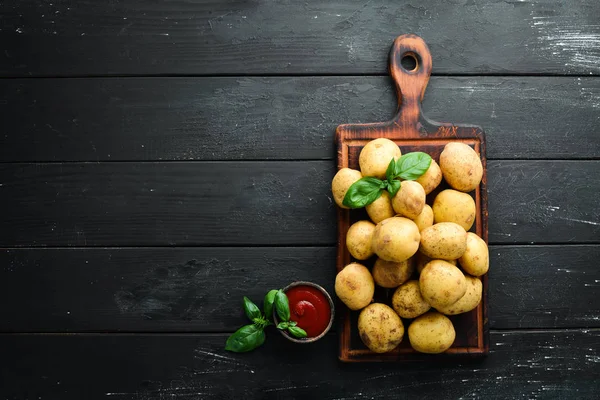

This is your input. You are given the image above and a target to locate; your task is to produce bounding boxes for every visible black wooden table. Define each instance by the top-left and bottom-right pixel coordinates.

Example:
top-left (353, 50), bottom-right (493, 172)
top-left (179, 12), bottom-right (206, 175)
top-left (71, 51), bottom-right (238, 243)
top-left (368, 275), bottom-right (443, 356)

top-left (1, 1), bottom-right (599, 398)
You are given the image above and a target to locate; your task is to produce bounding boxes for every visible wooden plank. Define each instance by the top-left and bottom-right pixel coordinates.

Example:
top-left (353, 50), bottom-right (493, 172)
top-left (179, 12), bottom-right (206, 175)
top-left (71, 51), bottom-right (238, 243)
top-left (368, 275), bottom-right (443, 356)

top-left (1, 76), bottom-right (599, 162)
top-left (1, 331), bottom-right (598, 399)
top-left (1, 161), bottom-right (599, 246)
top-left (2, 0), bottom-right (600, 76)
top-left (0, 246), bottom-right (597, 332)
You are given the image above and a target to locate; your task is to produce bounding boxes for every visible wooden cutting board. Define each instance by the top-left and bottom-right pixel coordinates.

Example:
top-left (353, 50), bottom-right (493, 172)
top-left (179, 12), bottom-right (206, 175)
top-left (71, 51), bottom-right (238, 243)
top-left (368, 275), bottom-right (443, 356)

top-left (335, 34), bottom-right (489, 362)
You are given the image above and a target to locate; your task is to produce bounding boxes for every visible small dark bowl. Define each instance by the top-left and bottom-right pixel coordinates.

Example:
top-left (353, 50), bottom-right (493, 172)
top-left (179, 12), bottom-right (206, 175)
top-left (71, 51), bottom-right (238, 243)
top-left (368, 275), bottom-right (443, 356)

top-left (273, 281), bottom-right (335, 344)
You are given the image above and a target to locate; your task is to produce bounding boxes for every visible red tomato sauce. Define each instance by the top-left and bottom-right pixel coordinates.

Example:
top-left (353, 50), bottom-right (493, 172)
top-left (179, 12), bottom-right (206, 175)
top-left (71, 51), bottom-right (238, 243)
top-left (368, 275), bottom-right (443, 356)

top-left (286, 285), bottom-right (331, 338)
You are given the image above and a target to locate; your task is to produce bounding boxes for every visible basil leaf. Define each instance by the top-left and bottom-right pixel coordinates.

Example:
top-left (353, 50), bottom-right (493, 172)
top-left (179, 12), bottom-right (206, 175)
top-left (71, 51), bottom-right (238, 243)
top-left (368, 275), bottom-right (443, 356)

top-left (342, 177), bottom-right (384, 209)
top-left (387, 180), bottom-right (401, 197)
top-left (243, 296), bottom-right (262, 321)
top-left (385, 158), bottom-right (396, 182)
top-left (274, 289), bottom-right (290, 322)
top-left (225, 324), bottom-right (266, 352)
top-left (287, 326), bottom-right (308, 339)
top-left (276, 321), bottom-right (289, 330)
top-left (263, 289), bottom-right (278, 321)
top-left (289, 321), bottom-right (297, 327)
top-left (395, 152), bottom-right (432, 181)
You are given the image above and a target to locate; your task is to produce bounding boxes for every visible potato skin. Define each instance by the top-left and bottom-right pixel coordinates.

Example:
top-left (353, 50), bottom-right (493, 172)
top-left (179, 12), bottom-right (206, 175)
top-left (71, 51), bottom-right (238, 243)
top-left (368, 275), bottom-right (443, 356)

top-left (420, 260), bottom-right (467, 308)
top-left (436, 276), bottom-right (482, 315)
top-left (413, 204), bottom-right (434, 232)
top-left (408, 311), bottom-right (456, 353)
top-left (391, 180), bottom-right (426, 220)
top-left (335, 263), bottom-right (374, 311)
top-left (371, 217), bottom-right (421, 262)
top-left (415, 251), bottom-right (457, 274)
top-left (359, 138), bottom-right (402, 179)
top-left (420, 222), bottom-right (468, 260)
top-left (433, 189), bottom-right (476, 231)
top-left (372, 257), bottom-right (415, 288)
top-left (346, 220), bottom-right (376, 260)
top-left (365, 191), bottom-right (395, 224)
top-left (331, 168), bottom-right (363, 209)
top-left (358, 303), bottom-right (404, 353)
top-left (458, 232), bottom-right (489, 276)
top-left (439, 142), bottom-right (483, 192)
top-left (392, 280), bottom-right (431, 319)
top-left (415, 159), bottom-right (443, 194)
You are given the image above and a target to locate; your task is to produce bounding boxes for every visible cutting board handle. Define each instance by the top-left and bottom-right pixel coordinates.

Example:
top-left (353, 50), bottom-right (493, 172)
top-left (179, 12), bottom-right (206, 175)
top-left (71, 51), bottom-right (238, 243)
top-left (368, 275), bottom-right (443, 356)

top-left (389, 34), bottom-right (433, 130)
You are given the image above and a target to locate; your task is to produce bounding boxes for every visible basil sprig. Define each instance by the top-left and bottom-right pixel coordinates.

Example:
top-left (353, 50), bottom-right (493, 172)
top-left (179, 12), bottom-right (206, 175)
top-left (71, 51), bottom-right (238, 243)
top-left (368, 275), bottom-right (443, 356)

top-left (342, 152), bottom-right (432, 209)
top-left (225, 289), bottom-right (308, 353)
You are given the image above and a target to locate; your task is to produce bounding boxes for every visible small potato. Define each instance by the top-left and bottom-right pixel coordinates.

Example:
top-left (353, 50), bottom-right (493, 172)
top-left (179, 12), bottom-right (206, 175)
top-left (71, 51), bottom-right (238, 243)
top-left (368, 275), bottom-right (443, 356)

top-left (392, 181), bottom-right (426, 219)
top-left (371, 217), bottom-right (421, 262)
top-left (415, 252), bottom-right (456, 274)
top-left (420, 222), bottom-right (468, 260)
top-left (331, 168), bottom-right (363, 209)
top-left (358, 303), bottom-right (404, 353)
top-left (433, 189), bottom-right (476, 231)
top-left (346, 220), bottom-right (376, 260)
top-left (392, 280), bottom-right (431, 319)
top-left (408, 311), bottom-right (456, 353)
top-left (420, 260), bottom-right (467, 308)
top-left (372, 257), bottom-right (415, 288)
top-left (439, 142), bottom-right (483, 192)
top-left (335, 263), bottom-right (374, 310)
top-left (365, 191), bottom-right (395, 224)
top-left (415, 159), bottom-right (442, 194)
top-left (458, 232), bottom-right (489, 276)
top-left (359, 138), bottom-right (402, 179)
top-left (436, 276), bottom-right (482, 315)
top-left (413, 204), bottom-right (434, 232)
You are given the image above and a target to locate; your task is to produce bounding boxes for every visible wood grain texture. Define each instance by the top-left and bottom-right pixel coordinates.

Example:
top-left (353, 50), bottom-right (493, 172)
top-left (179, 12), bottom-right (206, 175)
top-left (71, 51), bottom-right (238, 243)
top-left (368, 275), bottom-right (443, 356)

top-left (1, 160), bottom-right (599, 246)
top-left (2, 0), bottom-right (600, 76)
top-left (0, 246), bottom-right (597, 333)
top-left (2, 77), bottom-right (598, 162)
top-left (1, 330), bottom-right (598, 399)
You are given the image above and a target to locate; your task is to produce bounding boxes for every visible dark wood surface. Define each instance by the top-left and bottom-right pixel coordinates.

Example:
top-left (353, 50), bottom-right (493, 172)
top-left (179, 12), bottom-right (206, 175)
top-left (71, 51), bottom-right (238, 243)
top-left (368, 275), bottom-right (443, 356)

top-left (1, 0), bottom-right (599, 398)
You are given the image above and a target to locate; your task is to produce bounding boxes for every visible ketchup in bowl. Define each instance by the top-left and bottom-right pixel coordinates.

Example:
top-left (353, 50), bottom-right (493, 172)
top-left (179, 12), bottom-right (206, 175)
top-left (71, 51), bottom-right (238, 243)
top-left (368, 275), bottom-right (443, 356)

top-left (285, 284), bottom-right (333, 339)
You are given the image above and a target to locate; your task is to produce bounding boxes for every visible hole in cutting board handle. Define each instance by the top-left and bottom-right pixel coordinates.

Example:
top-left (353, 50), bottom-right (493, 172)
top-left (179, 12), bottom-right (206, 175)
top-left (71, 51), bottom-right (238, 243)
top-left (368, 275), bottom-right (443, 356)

top-left (400, 52), bottom-right (419, 72)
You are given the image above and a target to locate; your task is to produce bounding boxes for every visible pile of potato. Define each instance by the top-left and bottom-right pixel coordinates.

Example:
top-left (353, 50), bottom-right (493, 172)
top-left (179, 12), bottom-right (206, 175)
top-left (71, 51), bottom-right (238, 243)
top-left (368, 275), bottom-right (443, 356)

top-left (332, 139), bottom-right (488, 354)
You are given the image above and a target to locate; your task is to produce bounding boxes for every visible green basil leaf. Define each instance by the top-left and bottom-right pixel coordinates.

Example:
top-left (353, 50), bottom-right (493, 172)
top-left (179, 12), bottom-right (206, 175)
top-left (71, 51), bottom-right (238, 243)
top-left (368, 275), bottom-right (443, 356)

top-left (243, 296), bottom-right (262, 321)
top-left (276, 321), bottom-right (289, 330)
top-left (395, 152), bottom-right (432, 181)
top-left (387, 180), bottom-right (401, 197)
top-left (287, 326), bottom-right (308, 339)
top-left (289, 321), bottom-right (297, 327)
top-left (224, 324), bottom-right (266, 352)
top-left (385, 158), bottom-right (396, 182)
top-left (263, 289), bottom-right (278, 321)
top-left (342, 177), bottom-right (384, 209)
top-left (274, 289), bottom-right (290, 322)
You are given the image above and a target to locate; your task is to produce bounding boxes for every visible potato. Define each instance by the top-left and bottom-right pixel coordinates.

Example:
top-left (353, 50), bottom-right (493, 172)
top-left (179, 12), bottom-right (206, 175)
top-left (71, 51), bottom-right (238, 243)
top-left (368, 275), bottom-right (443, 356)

top-left (458, 232), bottom-right (489, 276)
top-left (391, 180), bottom-right (426, 219)
top-left (346, 220), bottom-right (376, 260)
top-left (420, 222), bottom-right (468, 260)
top-left (392, 280), bottom-right (431, 319)
top-left (358, 303), bottom-right (404, 353)
top-left (439, 142), bottom-right (483, 192)
top-left (415, 251), bottom-right (456, 274)
top-left (419, 260), bottom-right (467, 308)
top-left (413, 204), bottom-right (434, 232)
top-left (372, 257), bottom-right (415, 288)
top-left (335, 263), bottom-right (374, 310)
top-left (365, 191), bottom-right (395, 224)
top-left (359, 138), bottom-right (401, 179)
top-left (433, 189), bottom-right (476, 231)
top-left (415, 159), bottom-right (442, 194)
top-left (436, 276), bottom-right (482, 315)
top-left (331, 168), bottom-right (363, 209)
top-left (371, 217), bottom-right (421, 262)
top-left (408, 311), bottom-right (456, 353)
